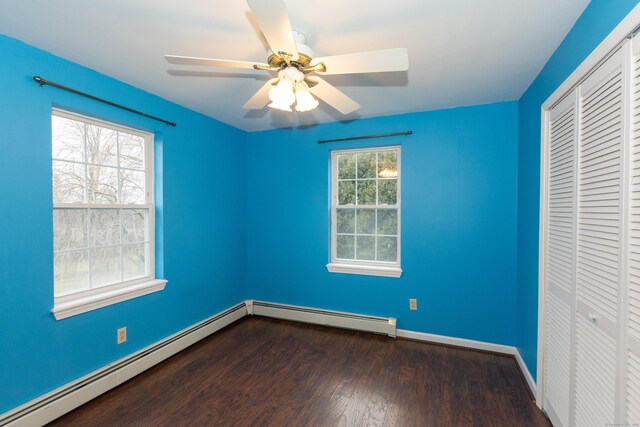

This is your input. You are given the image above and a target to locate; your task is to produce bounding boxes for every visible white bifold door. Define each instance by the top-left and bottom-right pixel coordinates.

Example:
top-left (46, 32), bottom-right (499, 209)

top-left (627, 32), bottom-right (640, 426)
top-left (544, 88), bottom-right (577, 427)
top-left (542, 34), bottom-right (640, 427)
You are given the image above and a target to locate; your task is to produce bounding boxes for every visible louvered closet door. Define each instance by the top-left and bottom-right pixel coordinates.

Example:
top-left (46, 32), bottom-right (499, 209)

top-left (544, 93), bottom-right (577, 427)
top-left (627, 35), bottom-right (640, 425)
top-left (574, 46), bottom-right (625, 427)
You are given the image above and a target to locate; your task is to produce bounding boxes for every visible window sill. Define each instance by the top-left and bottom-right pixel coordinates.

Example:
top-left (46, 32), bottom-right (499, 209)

top-left (52, 278), bottom-right (168, 320)
top-left (326, 263), bottom-right (402, 278)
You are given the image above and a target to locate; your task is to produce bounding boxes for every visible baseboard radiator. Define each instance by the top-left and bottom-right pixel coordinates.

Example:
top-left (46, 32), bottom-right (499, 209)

top-left (0, 303), bottom-right (247, 427)
top-left (247, 300), bottom-right (397, 337)
top-left (2, 299), bottom-right (530, 425)
top-left (1, 301), bottom-right (397, 425)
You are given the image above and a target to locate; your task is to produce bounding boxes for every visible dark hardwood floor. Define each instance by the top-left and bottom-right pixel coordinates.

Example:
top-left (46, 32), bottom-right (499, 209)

top-left (48, 317), bottom-right (550, 426)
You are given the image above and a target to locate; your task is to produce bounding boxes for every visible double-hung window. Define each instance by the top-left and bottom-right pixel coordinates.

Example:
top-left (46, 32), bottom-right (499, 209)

top-left (327, 146), bottom-right (402, 278)
top-left (51, 109), bottom-right (166, 320)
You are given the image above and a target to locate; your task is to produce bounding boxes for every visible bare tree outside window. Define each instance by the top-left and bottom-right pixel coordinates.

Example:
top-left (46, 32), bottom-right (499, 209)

top-left (52, 112), bottom-right (151, 296)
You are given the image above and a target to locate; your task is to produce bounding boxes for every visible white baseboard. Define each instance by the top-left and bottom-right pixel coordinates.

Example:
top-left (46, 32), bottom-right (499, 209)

top-left (249, 300), bottom-right (397, 337)
top-left (397, 329), bottom-right (516, 354)
top-left (0, 302), bottom-right (247, 427)
top-left (514, 348), bottom-right (538, 401)
top-left (397, 329), bottom-right (537, 398)
top-left (249, 300), bottom-right (538, 399)
top-left (1, 300), bottom-right (539, 425)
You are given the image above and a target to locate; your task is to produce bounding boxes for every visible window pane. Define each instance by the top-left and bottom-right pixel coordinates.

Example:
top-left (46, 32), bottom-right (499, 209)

top-left (86, 125), bottom-right (117, 166)
top-left (87, 165), bottom-right (118, 203)
top-left (122, 209), bottom-right (147, 243)
top-left (357, 152), bottom-right (376, 179)
top-left (333, 148), bottom-right (399, 267)
top-left (378, 179), bottom-right (397, 205)
top-left (337, 154), bottom-right (355, 179)
top-left (53, 160), bottom-right (85, 203)
top-left (119, 133), bottom-right (145, 170)
top-left (51, 112), bottom-right (154, 299)
top-left (90, 209), bottom-right (120, 247)
top-left (356, 235), bottom-right (375, 260)
top-left (54, 209), bottom-right (88, 251)
top-left (52, 116), bottom-right (84, 162)
top-left (377, 209), bottom-right (398, 235)
top-left (378, 151), bottom-right (398, 178)
top-left (336, 209), bottom-right (355, 234)
top-left (336, 235), bottom-right (355, 259)
top-left (377, 236), bottom-right (398, 262)
top-left (338, 180), bottom-right (355, 205)
top-left (356, 209), bottom-right (375, 234)
top-left (122, 243), bottom-right (147, 281)
top-left (91, 246), bottom-right (121, 287)
top-left (54, 250), bottom-right (89, 295)
top-left (357, 180), bottom-right (376, 205)
top-left (120, 169), bottom-right (146, 204)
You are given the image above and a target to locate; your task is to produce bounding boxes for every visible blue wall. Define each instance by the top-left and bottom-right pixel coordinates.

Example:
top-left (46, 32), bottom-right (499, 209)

top-left (516, 0), bottom-right (640, 378)
top-left (0, 35), bottom-right (247, 413)
top-left (246, 102), bottom-right (519, 345)
top-left (9, 0), bottom-right (635, 410)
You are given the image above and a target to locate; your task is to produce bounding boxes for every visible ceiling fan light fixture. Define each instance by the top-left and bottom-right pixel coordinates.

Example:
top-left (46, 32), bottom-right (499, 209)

top-left (294, 81), bottom-right (318, 112)
top-left (268, 66), bottom-right (316, 112)
top-left (268, 77), bottom-right (295, 111)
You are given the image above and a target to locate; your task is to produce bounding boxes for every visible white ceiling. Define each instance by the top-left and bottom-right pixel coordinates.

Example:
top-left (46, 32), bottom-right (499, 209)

top-left (0, 0), bottom-right (589, 132)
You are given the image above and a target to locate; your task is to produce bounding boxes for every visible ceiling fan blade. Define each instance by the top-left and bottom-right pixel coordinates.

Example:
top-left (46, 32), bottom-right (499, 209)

top-left (165, 55), bottom-right (269, 69)
top-left (243, 78), bottom-right (278, 109)
top-left (306, 77), bottom-right (360, 115)
top-left (311, 48), bottom-right (409, 75)
top-left (246, 0), bottom-right (299, 61)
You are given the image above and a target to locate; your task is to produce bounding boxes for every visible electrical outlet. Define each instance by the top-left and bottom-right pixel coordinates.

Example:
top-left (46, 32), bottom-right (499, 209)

top-left (410, 298), bottom-right (417, 310)
top-left (117, 327), bottom-right (127, 344)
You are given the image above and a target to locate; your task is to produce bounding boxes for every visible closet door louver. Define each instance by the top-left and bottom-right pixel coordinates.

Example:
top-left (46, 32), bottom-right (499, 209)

top-left (544, 93), bottom-right (577, 427)
top-left (627, 36), bottom-right (640, 425)
top-left (574, 47), bottom-right (624, 427)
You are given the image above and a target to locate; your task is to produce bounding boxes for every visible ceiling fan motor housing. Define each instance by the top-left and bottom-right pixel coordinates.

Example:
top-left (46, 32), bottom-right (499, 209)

top-left (267, 30), bottom-right (314, 69)
top-left (278, 66), bottom-right (305, 84)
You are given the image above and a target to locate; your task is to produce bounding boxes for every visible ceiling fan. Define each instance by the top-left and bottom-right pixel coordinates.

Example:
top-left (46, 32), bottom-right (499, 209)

top-left (165, 0), bottom-right (409, 115)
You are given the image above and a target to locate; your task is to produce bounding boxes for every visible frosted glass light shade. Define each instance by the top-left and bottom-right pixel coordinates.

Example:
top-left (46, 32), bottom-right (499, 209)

top-left (268, 78), bottom-right (295, 110)
top-left (268, 100), bottom-right (293, 112)
top-left (294, 82), bottom-right (319, 112)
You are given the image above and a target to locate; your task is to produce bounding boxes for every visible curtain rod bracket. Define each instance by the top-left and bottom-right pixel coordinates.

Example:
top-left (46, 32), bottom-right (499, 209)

top-left (32, 76), bottom-right (177, 127)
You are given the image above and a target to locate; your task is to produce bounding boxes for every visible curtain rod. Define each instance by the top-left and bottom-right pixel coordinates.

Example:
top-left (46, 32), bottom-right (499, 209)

top-left (33, 76), bottom-right (177, 127)
top-left (317, 131), bottom-right (412, 144)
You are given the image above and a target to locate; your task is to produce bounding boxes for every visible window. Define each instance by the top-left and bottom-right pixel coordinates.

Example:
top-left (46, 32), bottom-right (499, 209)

top-left (327, 146), bottom-right (402, 278)
top-left (51, 110), bottom-right (166, 320)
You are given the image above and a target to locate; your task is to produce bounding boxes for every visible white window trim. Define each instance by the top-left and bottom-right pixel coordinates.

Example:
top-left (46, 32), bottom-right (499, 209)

top-left (326, 262), bottom-right (402, 278)
top-left (52, 278), bottom-right (167, 320)
top-left (51, 109), bottom-right (166, 320)
top-left (326, 145), bottom-right (402, 278)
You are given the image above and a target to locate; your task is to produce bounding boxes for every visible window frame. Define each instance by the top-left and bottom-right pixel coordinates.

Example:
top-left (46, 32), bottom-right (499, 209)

top-left (326, 145), bottom-right (403, 278)
top-left (51, 109), bottom-right (166, 320)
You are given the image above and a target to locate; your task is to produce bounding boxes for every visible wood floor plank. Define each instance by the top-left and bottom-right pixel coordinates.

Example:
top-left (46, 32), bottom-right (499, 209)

top-left (48, 317), bottom-right (550, 427)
